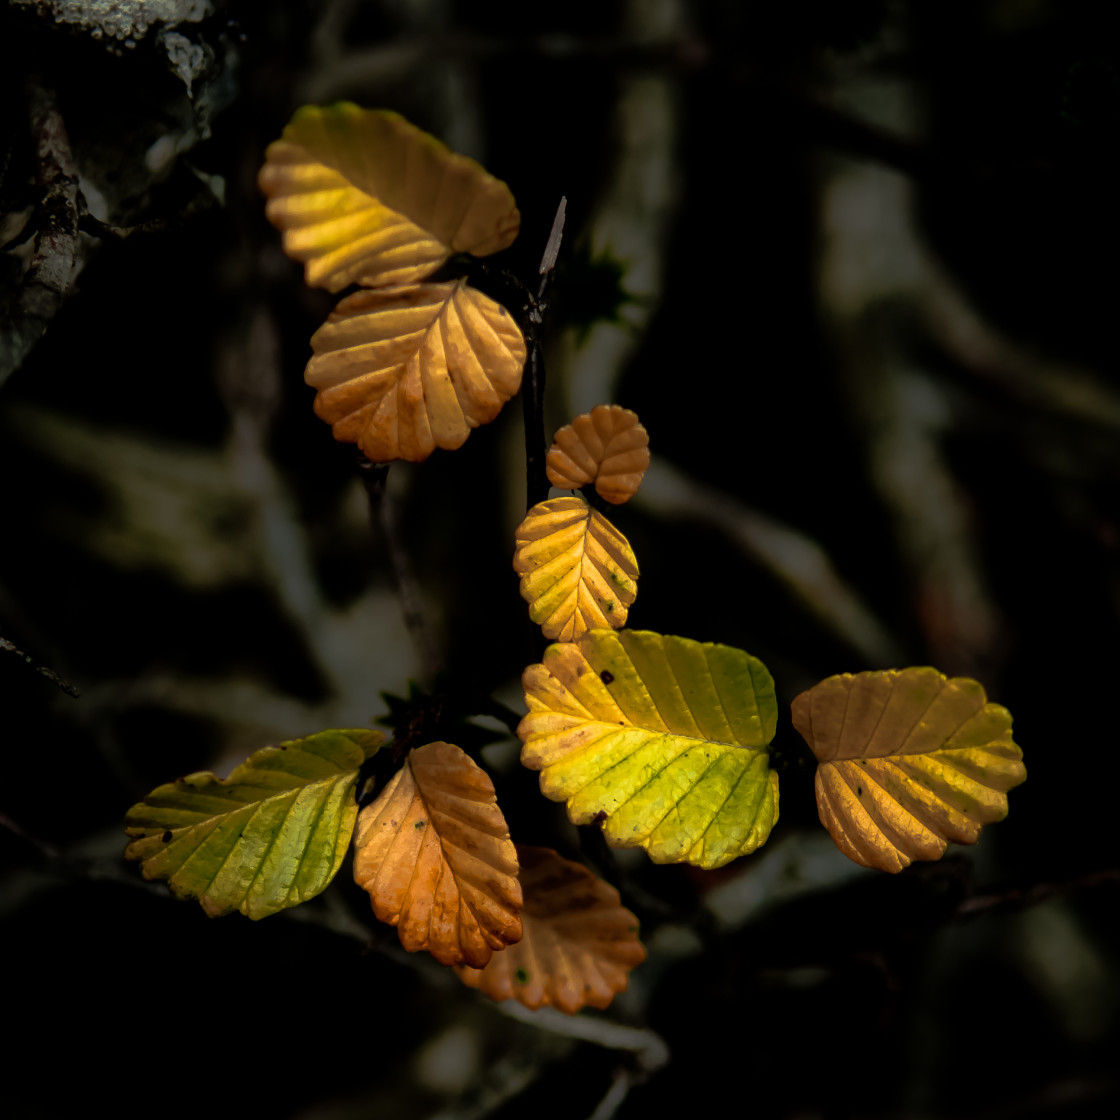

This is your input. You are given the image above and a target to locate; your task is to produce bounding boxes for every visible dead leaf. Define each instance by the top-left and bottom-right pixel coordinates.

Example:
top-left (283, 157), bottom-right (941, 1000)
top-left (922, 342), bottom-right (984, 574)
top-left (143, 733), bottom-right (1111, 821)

top-left (457, 845), bottom-right (645, 1013)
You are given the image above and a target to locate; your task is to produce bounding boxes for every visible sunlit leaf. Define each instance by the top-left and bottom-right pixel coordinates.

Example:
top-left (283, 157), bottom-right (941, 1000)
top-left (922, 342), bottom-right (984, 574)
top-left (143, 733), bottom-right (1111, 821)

top-left (457, 845), bottom-right (645, 1013)
top-left (353, 741), bottom-right (522, 966)
top-left (513, 496), bottom-right (638, 641)
top-left (519, 630), bottom-right (780, 869)
top-left (306, 280), bottom-right (526, 462)
top-left (791, 668), bottom-right (1027, 873)
top-left (124, 729), bottom-right (384, 919)
top-left (546, 405), bottom-right (650, 504)
top-left (259, 103), bottom-right (520, 291)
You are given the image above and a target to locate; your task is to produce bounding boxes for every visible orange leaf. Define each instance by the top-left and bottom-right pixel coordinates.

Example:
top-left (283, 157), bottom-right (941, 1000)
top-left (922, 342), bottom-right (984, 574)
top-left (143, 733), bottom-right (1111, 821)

top-left (546, 405), bottom-right (650, 504)
top-left (259, 104), bottom-right (520, 291)
top-left (457, 845), bottom-right (645, 1013)
top-left (353, 741), bottom-right (522, 966)
top-left (513, 496), bottom-right (639, 641)
top-left (306, 280), bottom-right (526, 462)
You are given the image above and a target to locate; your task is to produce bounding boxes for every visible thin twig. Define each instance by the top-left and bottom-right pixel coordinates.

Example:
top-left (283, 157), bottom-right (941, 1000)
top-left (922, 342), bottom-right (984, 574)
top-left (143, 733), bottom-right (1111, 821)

top-left (495, 1001), bottom-right (669, 1073)
top-left (587, 1068), bottom-right (635, 1120)
top-left (0, 635), bottom-right (79, 697)
top-left (77, 192), bottom-right (217, 243)
top-left (957, 869), bottom-right (1120, 918)
top-left (357, 456), bottom-right (443, 684)
top-left (521, 197), bottom-right (567, 511)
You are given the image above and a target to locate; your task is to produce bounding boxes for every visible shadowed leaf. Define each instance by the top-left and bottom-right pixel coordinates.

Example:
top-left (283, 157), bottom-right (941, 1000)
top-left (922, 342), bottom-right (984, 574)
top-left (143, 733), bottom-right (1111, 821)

top-left (546, 405), bottom-right (650, 504)
top-left (514, 496), bottom-right (638, 641)
top-left (353, 741), bottom-right (522, 966)
top-left (306, 280), bottom-right (526, 462)
top-left (519, 630), bottom-right (780, 869)
top-left (124, 729), bottom-right (384, 919)
top-left (259, 103), bottom-right (520, 291)
top-left (792, 668), bottom-right (1027, 873)
top-left (457, 845), bottom-right (645, 1013)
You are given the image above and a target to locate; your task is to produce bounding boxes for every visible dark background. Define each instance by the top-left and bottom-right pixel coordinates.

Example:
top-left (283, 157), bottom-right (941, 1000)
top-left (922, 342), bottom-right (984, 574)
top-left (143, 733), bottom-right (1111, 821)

top-left (2, 2), bottom-right (1118, 1117)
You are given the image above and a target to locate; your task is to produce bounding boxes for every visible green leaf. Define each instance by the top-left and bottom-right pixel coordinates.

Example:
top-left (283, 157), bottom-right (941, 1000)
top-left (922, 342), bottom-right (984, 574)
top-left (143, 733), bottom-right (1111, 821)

top-left (124, 728), bottom-right (384, 919)
top-left (518, 630), bottom-right (780, 869)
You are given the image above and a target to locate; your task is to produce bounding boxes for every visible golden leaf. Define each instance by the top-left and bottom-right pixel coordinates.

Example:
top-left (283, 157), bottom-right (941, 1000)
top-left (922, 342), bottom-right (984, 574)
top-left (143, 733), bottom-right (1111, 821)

top-left (792, 668), bottom-right (1027, 873)
top-left (545, 405), bottom-right (650, 504)
top-left (513, 496), bottom-right (639, 641)
top-left (259, 104), bottom-right (520, 291)
top-left (353, 741), bottom-right (522, 966)
top-left (306, 280), bottom-right (526, 462)
top-left (457, 845), bottom-right (645, 1013)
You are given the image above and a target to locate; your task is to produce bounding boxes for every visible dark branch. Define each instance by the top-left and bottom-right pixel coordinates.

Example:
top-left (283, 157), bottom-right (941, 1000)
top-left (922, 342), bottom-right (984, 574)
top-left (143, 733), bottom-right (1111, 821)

top-left (356, 456), bottom-right (442, 684)
top-left (0, 79), bottom-right (81, 387)
top-left (521, 196), bottom-right (567, 511)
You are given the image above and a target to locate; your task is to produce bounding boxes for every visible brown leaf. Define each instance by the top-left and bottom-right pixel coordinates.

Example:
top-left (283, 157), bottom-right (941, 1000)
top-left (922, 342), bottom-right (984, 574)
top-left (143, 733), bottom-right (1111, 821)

top-left (792, 668), bottom-right (1026, 872)
top-left (457, 845), bottom-right (646, 1013)
top-left (546, 405), bottom-right (650, 504)
top-left (353, 741), bottom-right (522, 966)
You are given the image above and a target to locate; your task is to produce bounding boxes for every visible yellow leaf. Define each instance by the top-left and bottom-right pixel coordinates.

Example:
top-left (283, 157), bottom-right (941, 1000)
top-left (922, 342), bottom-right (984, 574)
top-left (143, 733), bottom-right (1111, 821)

top-left (259, 104), bottom-right (520, 291)
top-left (457, 845), bottom-right (645, 1013)
top-left (545, 405), bottom-right (650, 504)
top-left (519, 630), bottom-right (779, 869)
top-left (353, 741), bottom-right (522, 966)
top-left (306, 280), bottom-right (526, 462)
top-left (791, 668), bottom-right (1027, 873)
top-left (513, 496), bottom-right (639, 641)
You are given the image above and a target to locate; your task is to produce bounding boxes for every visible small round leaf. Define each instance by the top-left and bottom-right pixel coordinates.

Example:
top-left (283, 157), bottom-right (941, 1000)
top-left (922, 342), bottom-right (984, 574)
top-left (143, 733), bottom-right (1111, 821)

top-left (546, 405), bottom-right (650, 504)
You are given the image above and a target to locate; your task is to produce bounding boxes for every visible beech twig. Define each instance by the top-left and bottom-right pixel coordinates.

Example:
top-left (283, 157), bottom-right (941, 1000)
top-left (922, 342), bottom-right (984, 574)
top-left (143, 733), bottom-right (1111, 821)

top-left (521, 197), bottom-right (567, 511)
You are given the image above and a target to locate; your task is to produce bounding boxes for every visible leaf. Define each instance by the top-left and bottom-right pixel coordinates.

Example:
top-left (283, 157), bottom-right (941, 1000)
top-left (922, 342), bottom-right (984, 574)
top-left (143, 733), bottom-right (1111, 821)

top-left (546, 405), bottom-right (650, 504)
top-left (259, 103), bottom-right (520, 291)
top-left (791, 668), bottom-right (1027, 873)
top-left (457, 845), bottom-right (645, 1013)
top-left (305, 280), bottom-right (527, 462)
top-left (124, 729), bottom-right (384, 919)
top-left (353, 741), bottom-right (522, 966)
top-left (519, 630), bottom-right (780, 869)
top-left (513, 496), bottom-right (639, 641)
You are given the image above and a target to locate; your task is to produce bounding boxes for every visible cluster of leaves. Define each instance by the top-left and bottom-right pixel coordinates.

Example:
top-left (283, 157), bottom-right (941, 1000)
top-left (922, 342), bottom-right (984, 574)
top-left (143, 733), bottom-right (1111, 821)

top-left (125, 105), bottom-right (1027, 1016)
